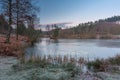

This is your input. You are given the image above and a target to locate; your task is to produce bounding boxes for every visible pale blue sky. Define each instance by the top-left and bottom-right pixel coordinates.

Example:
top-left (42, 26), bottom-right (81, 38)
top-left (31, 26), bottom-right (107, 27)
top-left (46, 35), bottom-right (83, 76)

top-left (38, 0), bottom-right (120, 25)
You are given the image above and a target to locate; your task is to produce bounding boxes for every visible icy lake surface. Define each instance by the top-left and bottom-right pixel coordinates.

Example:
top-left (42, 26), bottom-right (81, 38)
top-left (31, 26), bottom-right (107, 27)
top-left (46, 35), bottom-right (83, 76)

top-left (26, 38), bottom-right (120, 60)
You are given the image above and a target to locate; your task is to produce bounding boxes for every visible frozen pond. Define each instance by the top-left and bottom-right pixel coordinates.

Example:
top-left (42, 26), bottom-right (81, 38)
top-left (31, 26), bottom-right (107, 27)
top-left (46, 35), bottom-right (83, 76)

top-left (26, 38), bottom-right (120, 60)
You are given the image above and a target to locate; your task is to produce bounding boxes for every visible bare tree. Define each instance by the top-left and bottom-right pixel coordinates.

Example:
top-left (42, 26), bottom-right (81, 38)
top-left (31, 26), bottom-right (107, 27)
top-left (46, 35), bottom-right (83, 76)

top-left (12, 0), bottom-right (40, 40)
top-left (0, 0), bottom-right (13, 43)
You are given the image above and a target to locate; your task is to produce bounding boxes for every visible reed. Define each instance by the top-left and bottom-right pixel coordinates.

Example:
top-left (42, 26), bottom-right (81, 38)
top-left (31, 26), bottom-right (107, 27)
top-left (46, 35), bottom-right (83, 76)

top-left (22, 53), bottom-right (86, 68)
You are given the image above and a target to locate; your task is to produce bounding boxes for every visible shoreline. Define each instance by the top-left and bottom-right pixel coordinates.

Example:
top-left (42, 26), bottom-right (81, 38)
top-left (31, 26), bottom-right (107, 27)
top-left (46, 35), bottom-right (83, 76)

top-left (42, 37), bottom-right (120, 40)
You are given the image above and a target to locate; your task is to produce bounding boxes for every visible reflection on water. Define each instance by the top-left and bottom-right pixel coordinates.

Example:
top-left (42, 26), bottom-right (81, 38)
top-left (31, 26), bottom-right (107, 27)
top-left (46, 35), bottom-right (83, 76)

top-left (25, 38), bottom-right (120, 60)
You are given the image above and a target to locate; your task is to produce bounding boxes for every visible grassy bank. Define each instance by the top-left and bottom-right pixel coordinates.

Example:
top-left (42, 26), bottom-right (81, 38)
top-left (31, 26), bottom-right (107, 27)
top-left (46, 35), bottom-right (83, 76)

top-left (1, 53), bottom-right (120, 80)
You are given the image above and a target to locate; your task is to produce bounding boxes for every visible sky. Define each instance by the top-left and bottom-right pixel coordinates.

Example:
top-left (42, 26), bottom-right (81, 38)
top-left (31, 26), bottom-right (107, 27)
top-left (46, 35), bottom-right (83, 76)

top-left (38, 0), bottom-right (120, 26)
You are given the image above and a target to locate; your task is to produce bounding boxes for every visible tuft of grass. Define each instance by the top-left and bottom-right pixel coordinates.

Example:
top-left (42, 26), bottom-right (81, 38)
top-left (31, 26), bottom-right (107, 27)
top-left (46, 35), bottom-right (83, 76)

top-left (107, 55), bottom-right (120, 65)
top-left (87, 59), bottom-right (106, 72)
top-left (86, 54), bottom-right (120, 72)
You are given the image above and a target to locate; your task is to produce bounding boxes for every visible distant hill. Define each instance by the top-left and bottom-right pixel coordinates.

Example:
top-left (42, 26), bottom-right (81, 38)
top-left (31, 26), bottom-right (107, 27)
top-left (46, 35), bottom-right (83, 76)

top-left (58, 16), bottom-right (120, 39)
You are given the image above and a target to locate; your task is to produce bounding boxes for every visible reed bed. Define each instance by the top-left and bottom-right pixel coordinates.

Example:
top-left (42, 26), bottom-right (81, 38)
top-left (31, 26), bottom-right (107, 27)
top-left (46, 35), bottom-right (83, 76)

top-left (12, 54), bottom-right (85, 80)
top-left (23, 53), bottom-right (87, 67)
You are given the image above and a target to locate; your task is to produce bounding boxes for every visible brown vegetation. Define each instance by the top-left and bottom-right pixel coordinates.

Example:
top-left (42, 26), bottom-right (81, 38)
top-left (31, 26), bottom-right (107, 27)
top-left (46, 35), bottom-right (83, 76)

top-left (0, 35), bottom-right (28, 57)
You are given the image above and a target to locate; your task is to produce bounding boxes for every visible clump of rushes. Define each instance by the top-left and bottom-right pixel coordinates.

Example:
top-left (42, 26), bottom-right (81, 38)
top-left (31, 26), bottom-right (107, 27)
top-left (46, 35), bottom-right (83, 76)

top-left (87, 59), bottom-right (107, 72)
top-left (107, 55), bottom-right (120, 65)
top-left (63, 55), bottom-right (69, 64)
top-left (20, 53), bottom-right (87, 70)
top-left (86, 55), bottom-right (120, 72)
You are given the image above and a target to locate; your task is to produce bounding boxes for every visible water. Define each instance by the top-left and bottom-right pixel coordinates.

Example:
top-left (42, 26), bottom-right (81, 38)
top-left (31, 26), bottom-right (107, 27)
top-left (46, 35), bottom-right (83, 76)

top-left (25, 38), bottom-right (120, 60)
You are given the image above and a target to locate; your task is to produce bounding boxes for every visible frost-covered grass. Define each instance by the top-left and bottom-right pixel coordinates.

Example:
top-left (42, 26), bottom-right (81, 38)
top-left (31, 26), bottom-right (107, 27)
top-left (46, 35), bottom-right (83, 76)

top-left (11, 62), bottom-right (81, 80)
top-left (1, 55), bottom-right (120, 80)
top-left (3, 68), bottom-right (71, 80)
top-left (0, 56), bottom-right (82, 80)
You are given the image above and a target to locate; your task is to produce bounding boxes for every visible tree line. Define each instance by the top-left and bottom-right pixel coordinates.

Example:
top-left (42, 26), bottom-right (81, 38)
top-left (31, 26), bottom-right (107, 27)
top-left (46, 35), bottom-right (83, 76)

top-left (58, 16), bottom-right (120, 39)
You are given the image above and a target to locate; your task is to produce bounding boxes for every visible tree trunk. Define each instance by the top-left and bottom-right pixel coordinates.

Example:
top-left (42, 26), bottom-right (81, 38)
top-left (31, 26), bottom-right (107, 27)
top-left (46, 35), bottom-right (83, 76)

top-left (6, 0), bottom-right (12, 43)
top-left (16, 0), bottom-right (19, 40)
